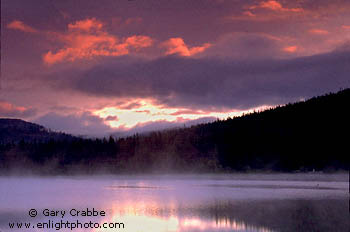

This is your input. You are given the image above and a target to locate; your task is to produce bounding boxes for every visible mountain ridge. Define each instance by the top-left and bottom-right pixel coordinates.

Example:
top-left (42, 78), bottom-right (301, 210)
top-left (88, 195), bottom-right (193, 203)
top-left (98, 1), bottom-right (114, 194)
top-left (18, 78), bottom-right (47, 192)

top-left (0, 118), bottom-right (74, 144)
top-left (0, 88), bottom-right (348, 174)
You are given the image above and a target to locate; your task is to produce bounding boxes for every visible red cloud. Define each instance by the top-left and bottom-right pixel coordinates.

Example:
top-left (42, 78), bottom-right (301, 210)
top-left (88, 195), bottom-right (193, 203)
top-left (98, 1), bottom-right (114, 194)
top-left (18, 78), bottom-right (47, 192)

top-left (43, 18), bottom-right (153, 65)
top-left (7, 20), bottom-right (37, 33)
top-left (162, 38), bottom-right (211, 56)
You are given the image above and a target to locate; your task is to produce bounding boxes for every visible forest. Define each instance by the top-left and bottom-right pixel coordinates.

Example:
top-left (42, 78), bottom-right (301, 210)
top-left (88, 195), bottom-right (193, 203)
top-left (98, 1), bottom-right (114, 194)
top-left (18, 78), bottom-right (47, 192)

top-left (0, 89), bottom-right (348, 174)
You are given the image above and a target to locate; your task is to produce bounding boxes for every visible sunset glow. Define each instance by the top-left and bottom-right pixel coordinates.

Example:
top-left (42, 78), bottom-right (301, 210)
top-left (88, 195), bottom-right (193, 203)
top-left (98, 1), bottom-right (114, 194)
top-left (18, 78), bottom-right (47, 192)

top-left (94, 99), bottom-right (271, 129)
top-left (42, 18), bottom-right (153, 65)
top-left (283, 46), bottom-right (298, 53)
top-left (2, 0), bottom-right (349, 136)
top-left (162, 38), bottom-right (211, 56)
top-left (1, 3), bottom-right (349, 232)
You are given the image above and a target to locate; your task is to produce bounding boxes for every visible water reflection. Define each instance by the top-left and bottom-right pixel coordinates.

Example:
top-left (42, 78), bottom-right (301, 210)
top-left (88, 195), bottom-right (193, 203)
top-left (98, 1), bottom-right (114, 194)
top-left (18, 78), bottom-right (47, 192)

top-left (100, 212), bottom-right (273, 232)
top-left (0, 175), bottom-right (348, 232)
top-left (97, 198), bottom-right (349, 232)
top-left (99, 202), bottom-right (275, 232)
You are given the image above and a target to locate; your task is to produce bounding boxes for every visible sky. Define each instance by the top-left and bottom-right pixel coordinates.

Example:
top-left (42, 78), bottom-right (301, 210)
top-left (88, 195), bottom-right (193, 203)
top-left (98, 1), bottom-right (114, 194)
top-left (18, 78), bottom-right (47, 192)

top-left (1, 0), bottom-right (349, 137)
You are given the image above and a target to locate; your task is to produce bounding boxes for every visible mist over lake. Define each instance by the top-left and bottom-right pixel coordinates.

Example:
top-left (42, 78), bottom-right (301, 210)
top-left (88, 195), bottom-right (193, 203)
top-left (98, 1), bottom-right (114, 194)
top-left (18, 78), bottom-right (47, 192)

top-left (2, 1), bottom-right (350, 231)
top-left (0, 173), bottom-right (348, 232)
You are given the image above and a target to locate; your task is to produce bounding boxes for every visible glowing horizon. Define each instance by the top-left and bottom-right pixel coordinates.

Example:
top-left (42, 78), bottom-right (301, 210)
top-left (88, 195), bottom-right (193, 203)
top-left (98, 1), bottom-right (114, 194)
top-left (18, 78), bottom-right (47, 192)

top-left (93, 99), bottom-right (272, 130)
top-left (1, 0), bottom-right (349, 136)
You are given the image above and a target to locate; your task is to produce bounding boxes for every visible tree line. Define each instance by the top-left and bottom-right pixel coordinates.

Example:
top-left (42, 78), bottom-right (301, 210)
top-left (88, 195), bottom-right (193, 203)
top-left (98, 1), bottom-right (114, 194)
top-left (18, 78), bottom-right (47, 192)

top-left (0, 89), bottom-right (348, 174)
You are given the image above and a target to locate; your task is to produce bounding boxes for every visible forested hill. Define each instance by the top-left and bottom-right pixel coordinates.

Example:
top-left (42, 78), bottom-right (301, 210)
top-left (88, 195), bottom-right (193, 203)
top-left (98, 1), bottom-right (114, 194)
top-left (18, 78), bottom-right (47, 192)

top-left (0, 119), bottom-right (74, 144)
top-left (0, 89), bottom-right (349, 174)
top-left (186, 88), bottom-right (349, 171)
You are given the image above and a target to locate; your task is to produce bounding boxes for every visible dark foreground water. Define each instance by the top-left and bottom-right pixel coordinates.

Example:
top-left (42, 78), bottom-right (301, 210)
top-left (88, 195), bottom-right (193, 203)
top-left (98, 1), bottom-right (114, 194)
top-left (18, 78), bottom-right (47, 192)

top-left (0, 174), bottom-right (348, 232)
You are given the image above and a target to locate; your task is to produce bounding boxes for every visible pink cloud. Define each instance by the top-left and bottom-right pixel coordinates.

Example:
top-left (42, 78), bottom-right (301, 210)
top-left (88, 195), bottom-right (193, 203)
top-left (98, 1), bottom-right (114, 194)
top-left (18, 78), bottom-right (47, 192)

top-left (249, 0), bottom-right (303, 12)
top-left (229, 1), bottom-right (304, 22)
top-left (43, 18), bottom-right (153, 65)
top-left (7, 20), bottom-right (37, 33)
top-left (68, 18), bottom-right (103, 32)
top-left (243, 11), bottom-right (256, 17)
top-left (118, 102), bottom-right (142, 110)
top-left (125, 35), bottom-right (153, 49)
top-left (309, 29), bottom-right (329, 35)
top-left (283, 45), bottom-right (298, 53)
top-left (162, 38), bottom-right (211, 56)
top-left (0, 101), bottom-right (36, 117)
top-left (170, 109), bottom-right (206, 116)
top-left (342, 25), bottom-right (350, 30)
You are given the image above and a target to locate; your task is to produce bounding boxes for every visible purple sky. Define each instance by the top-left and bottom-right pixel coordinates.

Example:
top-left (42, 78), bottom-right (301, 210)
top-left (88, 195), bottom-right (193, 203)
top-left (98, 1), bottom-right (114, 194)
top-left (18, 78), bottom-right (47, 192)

top-left (1, 0), bottom-right (349, 136)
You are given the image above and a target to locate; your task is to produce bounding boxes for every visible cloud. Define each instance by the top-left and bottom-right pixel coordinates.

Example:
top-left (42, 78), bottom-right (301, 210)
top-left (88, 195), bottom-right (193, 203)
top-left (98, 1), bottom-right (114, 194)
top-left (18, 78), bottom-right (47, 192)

top-left (333, 41), bottom-right (350, 52)
top-left (7, 20), bottom-right (38, 33)
top-left (283, 45), bottom-right (298, 53)
top-left (170, 109), bottom-right (208, 116)
top-left (249, 0), bottom-right (303, 13)
top-left (228, 0), bottom-right (305, 22)
top-left (0, 101), bottom-right (37, 118)
top-left (201, 33), bottom-right (286, 59)
top-left (162, 38), bottom-right (211, 56)
top-left (43, 18), bottom-right (153, 65)
top-left (342, 25), bottom-right (350, 30)
top-left (112, 117), bottom-right (216, 137)
top-left (68, 18), bottom-right (103, 32)
top-left (117, 102), bottom-right (142, 110)
top-left (35, 112), bottom-right (113, 136)
top-left (309, 29), bottom-right (329, 35)
top-left (48, 50), bottom-right (349, 110)
top-left (105, 115), bottom-right (118, 121)
top-left (125, 35), bottom-right (153, 49)
top-left (34, 110), bottom-right (215, 137)
top-left (243, 11), bottom-right (256, 17)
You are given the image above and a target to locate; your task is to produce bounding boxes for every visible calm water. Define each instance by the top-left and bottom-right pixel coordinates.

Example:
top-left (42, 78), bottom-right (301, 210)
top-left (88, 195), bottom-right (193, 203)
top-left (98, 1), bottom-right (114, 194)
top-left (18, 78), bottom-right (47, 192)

top-left (0, 174), bottom-right (348, 232)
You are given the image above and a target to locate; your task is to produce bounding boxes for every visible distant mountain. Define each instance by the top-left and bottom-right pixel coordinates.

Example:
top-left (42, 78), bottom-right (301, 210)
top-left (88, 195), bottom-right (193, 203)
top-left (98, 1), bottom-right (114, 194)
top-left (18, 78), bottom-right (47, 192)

top-left (0, 118), bottom-right (74, 144)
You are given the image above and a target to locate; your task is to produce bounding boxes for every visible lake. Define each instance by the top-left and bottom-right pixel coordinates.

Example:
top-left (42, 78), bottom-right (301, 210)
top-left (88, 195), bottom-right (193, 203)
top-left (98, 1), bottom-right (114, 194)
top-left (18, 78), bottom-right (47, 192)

top-left (0, 174), bottom-right (348, 232)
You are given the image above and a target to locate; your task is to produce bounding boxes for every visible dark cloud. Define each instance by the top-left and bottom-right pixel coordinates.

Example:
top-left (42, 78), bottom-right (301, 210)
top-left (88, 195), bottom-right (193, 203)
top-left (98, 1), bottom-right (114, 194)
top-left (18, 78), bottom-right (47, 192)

top-left (3, 0), bottom-right (350, 136)
top-left (35, 112), bottom-right (113, 137)
top-left (200, 33), bottom-right (285, 59)
top-left (334, 40), bottom-right (350, 52)
top-left (105, 115), bottom-right (118, 121)
top-left (52, 50), bottom-right (350, 110)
